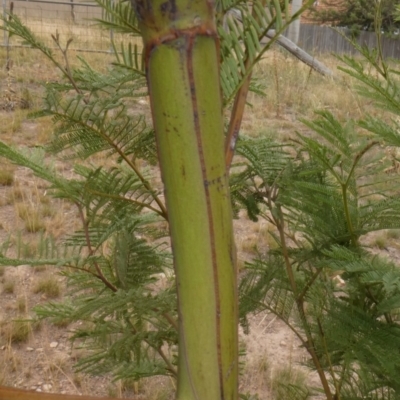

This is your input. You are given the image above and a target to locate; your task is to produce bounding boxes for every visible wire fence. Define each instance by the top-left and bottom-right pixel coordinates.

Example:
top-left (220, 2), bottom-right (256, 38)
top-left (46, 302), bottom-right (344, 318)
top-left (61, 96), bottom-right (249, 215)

top-left (2, 0), bottom-right (400, 58)
top-left (1, 0), bottom-right (120, 52)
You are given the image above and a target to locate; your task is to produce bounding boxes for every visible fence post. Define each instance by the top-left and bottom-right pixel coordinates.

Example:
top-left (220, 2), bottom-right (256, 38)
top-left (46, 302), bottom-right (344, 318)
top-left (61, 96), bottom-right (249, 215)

top-left (287, 0), bottom-right (302, 44)
top-left (109, 0), bottom-right (114, 52)
top-left (2, 0), bottom-right (6, 46)
top-left (70, 0), bottom-right (75, 23)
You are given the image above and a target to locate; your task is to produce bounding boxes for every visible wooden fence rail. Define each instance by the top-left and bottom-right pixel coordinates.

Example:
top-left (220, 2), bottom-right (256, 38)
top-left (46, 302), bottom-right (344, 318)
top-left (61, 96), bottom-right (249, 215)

top-left (297, 24), bottom-right (400, 59)
top-left (0, 386), bottom-right (116, 400)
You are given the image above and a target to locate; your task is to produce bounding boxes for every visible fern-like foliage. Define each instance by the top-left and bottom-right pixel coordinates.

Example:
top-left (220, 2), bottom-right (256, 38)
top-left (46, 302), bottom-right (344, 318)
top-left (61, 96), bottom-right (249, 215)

top-left (0, 6), bottom-right (176, 382)
top-left (236, 51), bottom-right (400, 398)
top-left (35, 219), bottom-right (176, 380)
top-left (217, 0), bottom-right (314, 106)
top-left (95, 0), bottom-right (140, 35)
top-left (236, 130), bottom-right (400, 397)
top-left (6, 0), bottom-right (400, 397)
top-left (230, 135), bottom-right (290, 220)
top-left (0, 0), bottom-right (316, 387)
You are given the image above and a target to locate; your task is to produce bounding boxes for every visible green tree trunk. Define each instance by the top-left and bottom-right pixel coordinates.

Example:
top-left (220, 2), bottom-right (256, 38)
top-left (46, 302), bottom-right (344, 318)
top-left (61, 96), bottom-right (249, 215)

top-left (132, 1), bottom-right (238, 399)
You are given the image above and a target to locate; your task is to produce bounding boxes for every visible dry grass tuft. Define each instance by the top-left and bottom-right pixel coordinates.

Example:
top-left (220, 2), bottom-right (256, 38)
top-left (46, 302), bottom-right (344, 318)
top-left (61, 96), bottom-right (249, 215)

top-left (240, 234), bottom-right (259, 254)
top-left (387, 229), bottom-right (400, 240)
top-left (3, 279), bottom-right (15, 294)
top-left (270, 365), bottom-right (310, 400)
top-left (374, 234), bottom-right (388, 250)
top-left (33, 264), bottom-right (47, 273)
top-left (7, 185), bottom-right (25, 203)
top-left (44, 207), bottom-right (70, 238)
top-left (40, 203), bottom-right (56, 218)
top-left (0, 110), bottom-right (27, 136)
top-left (0, 168), bottom-right (15, 186)
top-left (16, 296), bottom-right (27, 314)
top-left (33, 276), bottom-right (61, 298)
top-left (1, 320), bottom-right (32, 343)
top-left (15, 202), bottom-right (45, 233)
top-left (36, 117), bottom-right (55, 145)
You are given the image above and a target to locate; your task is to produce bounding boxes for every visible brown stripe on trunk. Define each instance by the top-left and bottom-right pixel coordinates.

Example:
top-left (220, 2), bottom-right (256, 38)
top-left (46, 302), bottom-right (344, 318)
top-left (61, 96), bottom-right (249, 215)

top-left (185, 34), bottom-right (225, 399)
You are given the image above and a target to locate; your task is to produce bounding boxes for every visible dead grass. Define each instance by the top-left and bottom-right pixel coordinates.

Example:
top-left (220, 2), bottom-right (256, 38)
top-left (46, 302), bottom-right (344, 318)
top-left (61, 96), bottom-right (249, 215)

top-left (33, 265), bottom-right (47, 273)
top-left (15, 202), bottom-right (45, 233)
top-left (1, 320), bottom-right (32, 343)
top-left (16, 296), bottom-right (27, 314)
top-left (243, 52), bottom-right (388, 140)
top-left (270, 365), bottom-right (310, 400)
top-left (0, 110), bottom-right (29, 138)
top-left (374, 234), bottom-right (388, 250)
top-left (387, 229), bottom-right (400, 240)
top-left (239, 233), bottom-right (259, 254)
top-left (0, 167), bottom-right (15, 186)
top-left (3, 279), bottom-right (15, 294)
top-left (40, 203), bottom-right (56, 217)
top-left (33, 276), bottom-right (61, 298)
top-left (44, 205), bottom-right (70, 238)
top-left (7, 185), bottom-right (26, 203)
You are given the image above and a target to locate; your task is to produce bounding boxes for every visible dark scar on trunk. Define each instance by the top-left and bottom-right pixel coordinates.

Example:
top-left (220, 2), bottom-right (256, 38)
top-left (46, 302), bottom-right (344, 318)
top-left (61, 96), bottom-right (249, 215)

top-left (160, 0), bottom-right (177, 18)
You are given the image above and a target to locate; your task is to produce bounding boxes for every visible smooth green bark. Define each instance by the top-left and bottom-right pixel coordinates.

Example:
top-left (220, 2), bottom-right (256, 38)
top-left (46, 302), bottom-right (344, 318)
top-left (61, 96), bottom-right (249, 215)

top-left (132, 1), bottom-right (238, 399)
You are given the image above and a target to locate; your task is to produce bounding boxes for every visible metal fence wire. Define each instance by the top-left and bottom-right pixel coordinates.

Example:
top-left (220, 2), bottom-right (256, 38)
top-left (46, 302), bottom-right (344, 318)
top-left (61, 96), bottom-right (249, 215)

top-left (2, 0), bottom-right (116, 52)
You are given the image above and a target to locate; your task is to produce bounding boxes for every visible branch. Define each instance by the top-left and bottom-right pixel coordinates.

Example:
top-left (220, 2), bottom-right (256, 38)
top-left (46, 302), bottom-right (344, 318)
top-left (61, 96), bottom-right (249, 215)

top-left (157, 346), bottom-right (178, 377)
top-left (272, 204), bottom-right (334, 400)
top-left (52, 32), bottom-right (85, 98)
top-left (84, 188), bottom-right (165, 217)
top-left (76, 204), bottom-right (118, 292)
top-left (263, 30), bottom-right (335, 78)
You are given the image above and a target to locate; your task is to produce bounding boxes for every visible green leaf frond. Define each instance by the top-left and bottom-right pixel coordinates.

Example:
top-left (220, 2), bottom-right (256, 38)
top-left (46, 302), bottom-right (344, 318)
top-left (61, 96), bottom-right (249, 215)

top-left (237, 104), bottom-right (400, 398)
top-left (311, 299), bottom-right (400, 396)
top-left (281, 179), bottom-right (353, 247)
top-left (359, 116), bottom-right (400, 148)
top-left (218, 0), bottom-right (314, 105)
top-left (33, 214), bottom-right (175, 379)
top-left (0, 13), bottom-right (54, 59)
top-left (252, 243), bottom-right (400, 397)
top-left (74, 164), bottom-right (161, 218)
top-left (111, 41), bottom-right (145, 76)
top-left (113, 228), bottom-right (167, 288)
top-left (95, 0), bottom-right (140, 35)
top-left (337, 53), bottom-right (400, 117)
top-left (71, 56), bottom-right (146, 93)
top-left (287, 112), bottom-right (400, 245)
top-left (319, 246), bottom-right (400, 315)
top-left (35, 286), bottom-right (177, 379)
top-left (230, 113), bottom-right (400, 252)
top-left (2, 3), bottom-right (151, 169)
top-left (239, 254), bottom-right (298, 333)
top-left (39, 92), bottom-right (157, 167)
top-left (0, 143), bottom-right (84, 203)
top-left (230, 135), bottom-right (289, 220)
top-left (339, 366), bottom-right (397, 400)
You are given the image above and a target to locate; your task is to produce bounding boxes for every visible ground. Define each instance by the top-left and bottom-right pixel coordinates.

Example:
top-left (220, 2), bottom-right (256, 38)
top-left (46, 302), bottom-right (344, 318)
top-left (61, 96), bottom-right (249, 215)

top-left (0, 46), bottom-right (399, 399)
